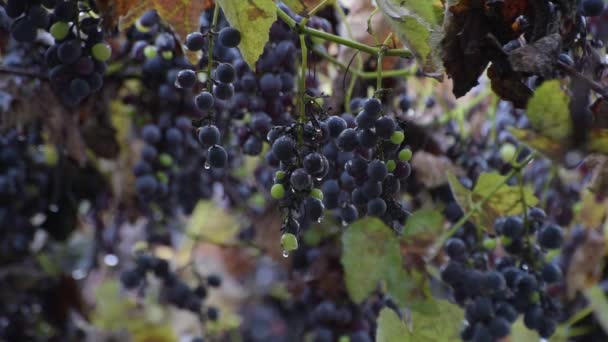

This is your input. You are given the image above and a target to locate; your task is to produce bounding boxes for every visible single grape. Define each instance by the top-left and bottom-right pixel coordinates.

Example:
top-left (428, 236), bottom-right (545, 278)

top-left (336, 128), bottom-right (358, 152)
top-left (375, 116), bottom-right (396, 139)
top-left (355, 111), bottom-right (376, 129)
top-left (367, 160), bottom-right (388, 181)
top-left (10, 17), bottom-right (37, 42)
top-left (398, 148), bottom-right (412, 161)
top-left (198, 125), bottom-right (220, 147)
top-left (58, 40), bottom-right (82, 64)
top-left (326, 116), bottom-right (347, 138)
top-left (363, 98), bottom-right (382, 117)
top-left (207, 145), bottom-right (227, 168)
top-left (303, 153), bottom-right (324, 175)
top-left (272, 136), bottom-right (295, 161)
top-left (50, 21), bottom-right (69, 40)
top-left (91, 42), bottom-right (112, 62)
top-left (290, 168), bottom-right (312, 191)
top-left (195, 91), bottom-right (215, 111)
top-left (537, 224), bottom-right (563, 249)
top-left (281, 232), bottom-right (298, 252)
top-left (271, 183), bottom-right (286, 199)
top-left (213, 83), bottom-right (234, 100)
top-left (390, 131), bottom-right (405, 145)
top-left (499, 143), bottom-right (517, 163)
top-left (218, 27), bottom-right (241, 48)
top-left (176, 69), bottom-right (197, 89)
top-left (215, 63), bottom-right (236, 84)
top-left (367, 198), bottom-right (387, 216)
top-left (186, 32), bottom-right (205, 51)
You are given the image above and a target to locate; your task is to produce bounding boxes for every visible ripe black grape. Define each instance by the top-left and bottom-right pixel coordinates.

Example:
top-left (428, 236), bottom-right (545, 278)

top-left (215, 63), bottom-right (236, 83)
top-left (218, 27), bottom-right (241, 48)
top-left (207, 145), bottom-right (227, 168)
top-left (195, 91), bottom-right (215, 111)
top-left (198, 125), bottom-right (220, 147)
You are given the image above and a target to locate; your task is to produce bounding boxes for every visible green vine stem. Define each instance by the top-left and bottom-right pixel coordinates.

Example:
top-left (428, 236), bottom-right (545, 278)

top-left (276, 6), bottom-right (412, 59)
top-left (427, 153), bottom-right (537, 259)
top-left (298, 33), bottom-right (308, 144)
top-left (311, 47), bottom-right (415, 79)
top-left (206, 4), bottom-right (221, 91)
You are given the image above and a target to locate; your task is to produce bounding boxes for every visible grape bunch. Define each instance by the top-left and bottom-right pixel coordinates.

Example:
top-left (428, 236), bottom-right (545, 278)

top-left (121, 252), bottom-right (221, 321)
top-left (441, 208), bottom-right (565, 341)
top-left (265, 96), bottom-right (413, 255)
top-left (4, 0), bottom-right (112, 106)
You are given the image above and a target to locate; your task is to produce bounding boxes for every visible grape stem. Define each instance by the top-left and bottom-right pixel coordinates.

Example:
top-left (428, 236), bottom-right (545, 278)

top-left (276, 6), bottom-right (412, 59)
top-left (557, 60), bottom-right (608, 99)
top-left (298, 33), bottom-right (308, 145)
top-left (206, 5), bottom-right (221, 91)
top-left (310, 47), bottom-right (415, 79)
top-left (427, 153), bottom-right (537, 260)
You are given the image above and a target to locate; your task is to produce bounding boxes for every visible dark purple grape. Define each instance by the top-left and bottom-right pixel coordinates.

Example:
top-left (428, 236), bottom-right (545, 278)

top-left (195, 91), bottom-right (215, 111)
top-left (198, 125), bottom-right (220, 147)
top-left (215, 63), bottom-right (236, 84)
top-left (207, 145), bottom-right (227, 168)
top-left (176, 69), bottom-right (197, 88)
top-left (218, 27), bottom-right (241, 48)
top-left (186, 32), bottom-right (205, 51)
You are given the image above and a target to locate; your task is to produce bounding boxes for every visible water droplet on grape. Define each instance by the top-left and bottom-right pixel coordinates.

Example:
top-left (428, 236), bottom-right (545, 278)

top-left (282, 250), bottom-right (289, 258)
top-left (341, 220), bottom-right (348, 227)
top-left (49, 204), bottom-right (59, 213)
top-left (204, 161), bottom-right (211, 169)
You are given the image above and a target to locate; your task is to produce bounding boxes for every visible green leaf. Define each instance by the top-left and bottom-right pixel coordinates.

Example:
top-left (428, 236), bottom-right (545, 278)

top-left (376, 299), bottom-right (463, 342)
top-left (526, 80), bottom-right (572, 140)
top-left (376, 308), bottom-right (408, 342)
top-left (403, 209), bottom-right (444, 238)
top-left (341, 218), bottom-right (411, 306)
top-left (216, 0), bottom-right (276, 69)
top-left (377, 0), bottom-right (445, 76)
top-left (448, 172), bottom-right (538, 233)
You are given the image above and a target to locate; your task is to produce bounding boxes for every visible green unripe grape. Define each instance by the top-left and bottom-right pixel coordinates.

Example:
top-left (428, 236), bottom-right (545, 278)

top-left (398, 148), bottom-right (413, 161)
top-left (156, 172), bottom-right (168, 184)
top-left (280, 233), bottom-right (298, 252)
top-left (529, 292), bottom-right (540, 304)
top-left (50, 21), bottom-right (69, 41)
top-left (390, 131), bottom-right (405, 145)
top-left (159, 153), bottom-right (173, 167)
top-left (91, 42), bottom-right (112, 62)
top-left (162, 50), bottom-right (173, 60)
top-left (386, 160), bottom-right (396, 172)
top-left (499, 143), bottom-right (517, 163)
top-left (275, 170), bottom-right (286, 181)
top-left (482, 238), bottom-right (497, 250)
top-left (310, 188), bottom-right (324, 200)
top-left (271, 183), bottom-right (286, 199)
top-left (144, 46), bottom-right (157, 59)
